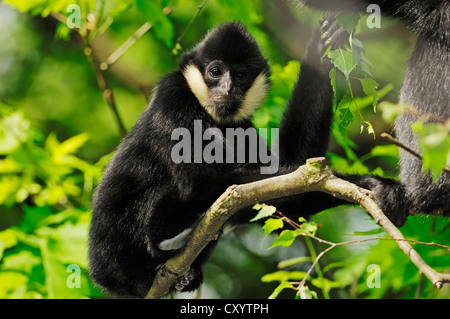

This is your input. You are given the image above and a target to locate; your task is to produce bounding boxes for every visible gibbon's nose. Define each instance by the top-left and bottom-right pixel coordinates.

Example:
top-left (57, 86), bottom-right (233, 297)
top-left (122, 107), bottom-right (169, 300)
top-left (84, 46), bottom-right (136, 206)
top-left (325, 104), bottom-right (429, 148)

top-left (222, 74), bottom-right (233, 95)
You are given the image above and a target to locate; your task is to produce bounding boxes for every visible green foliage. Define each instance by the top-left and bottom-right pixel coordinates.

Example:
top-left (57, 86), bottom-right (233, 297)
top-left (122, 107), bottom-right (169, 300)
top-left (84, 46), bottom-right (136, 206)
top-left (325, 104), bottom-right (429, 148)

top-left (253, 204), bottom-right (450, 299)
top-left (412, 120), bottom-right (450, 181)
top-left (328, 17), bottom-right (389, 156)
top-left (0, 103), bottom-right (105, 298)
top-left (0, 104), bottom-right (105, 208)
top-left (380, 102), bottom-right (450, 179)
top-left (253, 61), bottom-right (300, 131)
top-left (250, 203), bottom-right (277, 222)
top-left (135, 0), bottom-right (174, 48)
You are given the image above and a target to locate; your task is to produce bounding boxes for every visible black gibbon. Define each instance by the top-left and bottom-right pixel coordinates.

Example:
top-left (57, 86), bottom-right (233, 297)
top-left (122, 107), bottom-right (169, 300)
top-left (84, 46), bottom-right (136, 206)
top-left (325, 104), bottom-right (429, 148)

top-left (89, 19), bottom-right (347, 298)
top-left (298, 0), bottom-right (450, 226)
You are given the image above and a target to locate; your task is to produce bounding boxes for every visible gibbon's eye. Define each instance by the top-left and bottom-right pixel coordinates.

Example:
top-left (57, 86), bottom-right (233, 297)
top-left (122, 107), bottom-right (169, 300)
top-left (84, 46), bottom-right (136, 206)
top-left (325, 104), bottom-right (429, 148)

top-left (235, 71), bottom-right (247, 80)
top-left (209, 67), bottom-right (222, 77)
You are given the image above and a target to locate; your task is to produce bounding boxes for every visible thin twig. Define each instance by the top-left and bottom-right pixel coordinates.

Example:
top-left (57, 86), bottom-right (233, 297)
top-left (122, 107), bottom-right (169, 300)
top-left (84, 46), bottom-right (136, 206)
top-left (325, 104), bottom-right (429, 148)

top-left (172, 0), bottom-right (210, 52)
top-left (50, 12), bottom-right (67, 24)
top-left (49, 12), bottom-right (128, 137)
top-left (297, 235), bottom-right (450, 292)
top-left (381, 132), bottom-right (450, 174)
top-left (85, 42), bottom-right (128, 137)
top-left (100, 22), bottom-right (153, 70)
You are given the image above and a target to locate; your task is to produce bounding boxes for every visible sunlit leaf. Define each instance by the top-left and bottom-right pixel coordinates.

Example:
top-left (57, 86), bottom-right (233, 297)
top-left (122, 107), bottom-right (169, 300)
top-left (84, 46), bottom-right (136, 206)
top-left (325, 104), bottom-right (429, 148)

top-left (261, 270), bottom-right (307, 282)
top-left (413, 122), bottom-right (450, 180)
top-left (278, 256), bottom-right (312, 269)
top-left (360, 78), bottom-right (379, 111)
top-left (297, 285), bottom-right (318, 299)
top-left (268, 282), bottom-right (295, 299)
top-left (262, 218), bottom-right (284, 236)
top-left (268, 229), bottom-right (301, 249)
top-left (250, 204), bottom-right (277, 222)
top-left (328, 48), bottom-right (360, 79)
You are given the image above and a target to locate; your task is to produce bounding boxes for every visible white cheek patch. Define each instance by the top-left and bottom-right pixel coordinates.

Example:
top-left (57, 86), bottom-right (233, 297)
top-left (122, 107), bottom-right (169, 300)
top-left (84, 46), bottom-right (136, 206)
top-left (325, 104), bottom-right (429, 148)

top-left (233, 72), bottom-right (270, 122)
top-left (183, 64), bottom-right (220, 122)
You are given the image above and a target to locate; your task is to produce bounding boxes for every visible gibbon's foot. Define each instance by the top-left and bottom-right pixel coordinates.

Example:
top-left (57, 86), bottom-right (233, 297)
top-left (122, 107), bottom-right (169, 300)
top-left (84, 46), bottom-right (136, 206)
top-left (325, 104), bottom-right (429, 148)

top-left (174, 266), bottom-right (203, 292)
top-left (338, 173), bottom-right (410, 227)
top-left (319, 14), bottom-right (349, 51)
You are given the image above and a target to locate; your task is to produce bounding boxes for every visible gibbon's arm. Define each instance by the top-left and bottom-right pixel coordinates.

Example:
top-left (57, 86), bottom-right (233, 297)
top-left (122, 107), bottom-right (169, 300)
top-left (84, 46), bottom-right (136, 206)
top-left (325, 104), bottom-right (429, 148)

top-left (278, 16), bottom-right (348, 170)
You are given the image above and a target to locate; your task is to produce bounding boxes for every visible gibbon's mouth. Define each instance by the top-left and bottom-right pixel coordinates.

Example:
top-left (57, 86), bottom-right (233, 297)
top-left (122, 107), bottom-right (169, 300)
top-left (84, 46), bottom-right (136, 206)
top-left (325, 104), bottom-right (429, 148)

top-left (211, 94), bottom-right (243, 104)
top-left (213, 101), bottom-right (241, 117)
top-left (212, 95), bottom-right (243, 116)
top-left (216, 103), bottom-right (240, 117)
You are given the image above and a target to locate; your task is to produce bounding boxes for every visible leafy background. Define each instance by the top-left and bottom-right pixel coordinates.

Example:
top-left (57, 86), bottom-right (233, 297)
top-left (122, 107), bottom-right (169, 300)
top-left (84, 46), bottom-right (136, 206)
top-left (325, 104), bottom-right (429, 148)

top-left (0, 0), bottom-right (448, 299)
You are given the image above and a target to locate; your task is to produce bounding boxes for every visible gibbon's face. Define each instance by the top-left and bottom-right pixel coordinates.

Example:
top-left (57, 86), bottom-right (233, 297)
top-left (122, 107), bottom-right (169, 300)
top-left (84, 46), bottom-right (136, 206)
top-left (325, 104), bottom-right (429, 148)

top-left (183, 61), bottom-right (269, 124)
top-left (204, 60), bottom-right (251, 118)
top-left (182, 22), bottom-right (270, 124)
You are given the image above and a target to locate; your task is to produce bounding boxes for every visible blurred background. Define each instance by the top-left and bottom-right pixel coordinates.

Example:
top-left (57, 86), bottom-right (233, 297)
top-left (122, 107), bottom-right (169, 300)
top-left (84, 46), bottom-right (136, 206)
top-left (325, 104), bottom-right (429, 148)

top-left (0, 0), bottom-right (448, 299)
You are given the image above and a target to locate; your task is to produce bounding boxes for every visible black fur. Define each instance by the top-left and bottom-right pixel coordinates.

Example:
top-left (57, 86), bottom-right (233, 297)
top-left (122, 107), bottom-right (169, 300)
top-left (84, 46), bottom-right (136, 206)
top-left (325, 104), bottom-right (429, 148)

top-left (89, 20), bottom-right (347, 298)
top-left (300, 0), bottom-right (450, 225)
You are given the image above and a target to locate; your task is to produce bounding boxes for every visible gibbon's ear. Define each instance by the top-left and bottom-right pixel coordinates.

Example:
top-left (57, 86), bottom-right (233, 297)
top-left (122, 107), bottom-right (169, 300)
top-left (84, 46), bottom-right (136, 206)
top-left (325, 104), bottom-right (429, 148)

top-left (178, 49), bottom-right (201, 72)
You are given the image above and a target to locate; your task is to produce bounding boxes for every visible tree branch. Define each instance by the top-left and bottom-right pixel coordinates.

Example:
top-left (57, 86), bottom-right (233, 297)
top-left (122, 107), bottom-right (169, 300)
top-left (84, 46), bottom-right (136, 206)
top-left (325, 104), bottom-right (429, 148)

top-left (145, 157), bottom-right (450, 298)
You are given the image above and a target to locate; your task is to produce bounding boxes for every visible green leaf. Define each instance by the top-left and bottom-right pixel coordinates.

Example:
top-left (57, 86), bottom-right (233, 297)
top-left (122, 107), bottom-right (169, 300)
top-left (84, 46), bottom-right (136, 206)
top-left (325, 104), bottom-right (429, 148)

top-left (360, 78), bottom-right (379, 111)
top-left (352, 228), bottom-right (385, 236)
top-left (2, 250), bottom-right (41, 274)
top-left (19, 206), bottom-right (53, 233)
top-left (0, 110), bottom-right (31, 154)
top-left (339, 107), bottom-right (354, 133)
top-left (298, 220), bottom-right (318, 236)
top-left (262, 218), bottom-right (284, 236)
top-left (362, 120), bottom-right (376, 139)
top-left (3, 0), bottom-right (48, 15)
top-left (37, 221), bottom-right (89, 267)
top-left (4, 0), bottom-right (88, 17)
top-left (336, 13), bottom-right (361, 32)
top-left (58, 133), bottom-right (90, 155)
top-left (379, 102), bottom-right (409, 123)
top-left (0, 229), bottom-right (19, 261)
top-left (268, 229), bottom-right (301, 249)
top-left (368, 144), bottom-right (399, 159)
top-left (0, 272), bottom-right (29, 299)
top-left (268, 282), bottom-right (295, 299)
top-left (37, 221), bottom-right (91, 298)
top-left (261, 270), bottom-right (307, 282)
top-left (413, 122), bottom-right (450, 180)
top-left (250, 204), bottom-right (277, 222)
top-left (278, 256), bottom-right (312, 269)
top-left (328, 48), bottom-right (360, 79)
top-left (136, 0), bottom-right (174, 48)
top-left (297, 285), bottom-right (318, 299)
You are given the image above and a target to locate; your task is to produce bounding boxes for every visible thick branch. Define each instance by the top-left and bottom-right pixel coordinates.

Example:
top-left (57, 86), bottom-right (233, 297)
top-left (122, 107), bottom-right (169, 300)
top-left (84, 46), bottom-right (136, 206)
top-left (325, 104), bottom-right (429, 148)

top-left (145, 157), bottom-right (450, 298)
